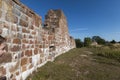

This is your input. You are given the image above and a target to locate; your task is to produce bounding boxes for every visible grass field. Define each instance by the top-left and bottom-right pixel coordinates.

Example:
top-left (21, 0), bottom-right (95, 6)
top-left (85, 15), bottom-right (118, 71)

top-left (27, 48), bottom-right (120, 80)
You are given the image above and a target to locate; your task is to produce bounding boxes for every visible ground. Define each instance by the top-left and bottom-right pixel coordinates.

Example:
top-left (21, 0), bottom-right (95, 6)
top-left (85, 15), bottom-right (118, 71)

top-left (27, 48), bottom-right (120, 80)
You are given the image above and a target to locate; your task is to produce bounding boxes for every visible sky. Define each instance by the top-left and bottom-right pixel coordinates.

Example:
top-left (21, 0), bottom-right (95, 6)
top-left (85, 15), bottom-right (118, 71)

top-left (21, 0), bottom-right (120, 41)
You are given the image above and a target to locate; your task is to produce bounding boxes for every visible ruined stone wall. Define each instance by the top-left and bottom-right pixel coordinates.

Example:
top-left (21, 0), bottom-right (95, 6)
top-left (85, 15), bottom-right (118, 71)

top-left (44, 9), bottom-right (76, 56)
top-left (0, 0), bottom-right (76, 80)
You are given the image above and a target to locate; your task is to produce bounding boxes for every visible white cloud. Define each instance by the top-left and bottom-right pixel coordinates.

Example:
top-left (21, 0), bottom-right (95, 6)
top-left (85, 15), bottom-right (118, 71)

top-left (115, 32), bottom-right (120, 34)
top-left (70, 28), bottom-right (88, 32)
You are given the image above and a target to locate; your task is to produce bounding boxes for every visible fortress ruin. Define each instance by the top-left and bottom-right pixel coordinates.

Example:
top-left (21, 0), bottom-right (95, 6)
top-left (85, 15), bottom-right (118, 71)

top-left (0, 0), bottom-right (76, 80)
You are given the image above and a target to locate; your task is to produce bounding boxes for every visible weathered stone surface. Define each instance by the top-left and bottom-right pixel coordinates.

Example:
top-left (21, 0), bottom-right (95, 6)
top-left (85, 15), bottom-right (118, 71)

top-left (22, 28), bottom-right (28, 33)
top-left (21, 57), bottom-right (28, 66)
top-left (11, 45), bottom-right (21, 52)
top-left (13, 38), bottom-right (21, 44)
top-left (3, 23), bottom-right (9, 28)
top-left (9, 62), bottom-right (19, 73)
top-left (25, 50), bottom-right (32, 56)
top-left (13, 16), bottom-right (18, 23)
top-left (16, 71), bottom-right (19, 76)
top-left (26, 10), bottom-right (33, 17)
top-left (29, 58), bottom-right (32, 63)
top-left (34, 48), bottom-right (38, 54)
top-left (19, 19), bottom-right (28, 27)
top-left (0, 0), bottom-right (76, 79)
top-left (29, 25), bottom-right (34, 30)
top-left (21, 14), bottom-right (28, 21)
top-left (13, 8), bottom-right (21, 16)
top-left (22, 39), bottom-right (28, 43)
top-left (0, 54), bottom-right (12, 64)
top-left (22, 66), bottom-right (26, 72)
top-left (29, 40), bottom-right (34, 44)
top-left (32, 31), bottom-right (36, 35)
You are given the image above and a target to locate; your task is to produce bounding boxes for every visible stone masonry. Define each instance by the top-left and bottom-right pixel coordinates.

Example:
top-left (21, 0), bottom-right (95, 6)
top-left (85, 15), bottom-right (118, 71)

top-left (0, 0), bottom-right (76, 80)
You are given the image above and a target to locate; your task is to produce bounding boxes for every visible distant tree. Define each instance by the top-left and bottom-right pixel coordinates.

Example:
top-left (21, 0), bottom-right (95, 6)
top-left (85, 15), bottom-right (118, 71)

top-left (118, 41), bottom-right (120, 43)
top-left (84, 37), bottom-right (92, 47)
top-left (92, 36), bottom-right (106, 45)
top-left (110, 40), bottom-right (116, 44)
top-left (75, 39), bottom-right (83, 48)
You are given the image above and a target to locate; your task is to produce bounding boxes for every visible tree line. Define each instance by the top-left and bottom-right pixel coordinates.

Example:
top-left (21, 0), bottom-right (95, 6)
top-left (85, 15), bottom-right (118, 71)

top-left (75, 36), bottom-right (118, 48)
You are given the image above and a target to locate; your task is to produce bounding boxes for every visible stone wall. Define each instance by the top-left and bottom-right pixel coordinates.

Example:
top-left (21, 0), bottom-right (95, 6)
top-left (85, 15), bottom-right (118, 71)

top-left (0, 0), bottom-right (76, 80)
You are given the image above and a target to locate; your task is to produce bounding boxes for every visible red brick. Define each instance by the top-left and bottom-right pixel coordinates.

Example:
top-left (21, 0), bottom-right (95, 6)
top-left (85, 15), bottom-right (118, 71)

top-left (16, 71), bottom-right (19, 76)
top-left (25, 50), bottom-right (32, 56)
top-left (22, 28), bottom-right (27, 33)
top-left (48, 36), bottom-right (53, 40)
top-left (21, 51), bottom-right (24, 57)
top-left (34, 48), bottom-right (38, 54)
top-left (29, 58), bottom-right (32, 63)
top-left (32, 31), bottom-right (36, 35)
top-left (13, 38), bottom-right (21, 44)
top-left (29, 35), bottom-right (33, 38)
top-left (31, 45), bottom-right (34, 48)
top-left (30, 40), bottom-right (34, 44)
top-left (21, 57), bottom-right (28, 66)
top-left (39, 45), bottom-right (42, 48)
top-left (19, 19), bottom-right (28, 27)
top-left (11, 45), bottom-right (21, 52)
top-left (22, 39), bottom-right (28, 43)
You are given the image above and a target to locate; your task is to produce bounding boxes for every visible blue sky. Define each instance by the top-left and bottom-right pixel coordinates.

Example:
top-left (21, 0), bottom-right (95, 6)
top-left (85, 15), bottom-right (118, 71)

top-left (21, 0), bottom-right (120, 41)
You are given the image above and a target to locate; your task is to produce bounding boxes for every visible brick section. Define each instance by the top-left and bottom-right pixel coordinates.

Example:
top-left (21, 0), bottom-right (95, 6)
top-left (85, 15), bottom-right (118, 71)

top-left (11, 45), bottom-right (21, 52)
top-left (21, 57), bottom-right (28, 66)
top-left (13, 38), bottom-right (21, 44)
top-left (0, 54), bottom-right (12, 64)
top-left (34, 48), bottom-right (38, 54)
top-left (19, 19), bottom-right (28, 27)
top-left (25, 50), bottom-right (32, 56)
top-left (16, 71), bottom-right (19, 76)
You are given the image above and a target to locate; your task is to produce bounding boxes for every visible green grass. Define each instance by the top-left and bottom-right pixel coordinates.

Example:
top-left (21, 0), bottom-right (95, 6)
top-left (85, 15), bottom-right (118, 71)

top-left (27, 48), bottom-right (120, 80)
top-left (90, 47), bottom-right (120, 62)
